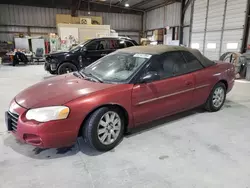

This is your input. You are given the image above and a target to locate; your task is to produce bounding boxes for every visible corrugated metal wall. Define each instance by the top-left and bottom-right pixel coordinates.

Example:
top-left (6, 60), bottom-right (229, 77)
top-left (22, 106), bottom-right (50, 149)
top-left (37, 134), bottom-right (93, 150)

top-left (0, 4), bottom-right (142, 41)
top-left (78, 11), bottom-right (141, 31)
top-left (145, 2), bottom-right (181, 30)
top-left (190, 0), bottom-right (248, 60)
top-left (146, 7), bottom-right (165, 30)
top-left (0, 5), bottom-right (70, 27)
top-left (183, 2), bottom-right (191, 26)
top-left (165, 3), bottom-right (181, 27)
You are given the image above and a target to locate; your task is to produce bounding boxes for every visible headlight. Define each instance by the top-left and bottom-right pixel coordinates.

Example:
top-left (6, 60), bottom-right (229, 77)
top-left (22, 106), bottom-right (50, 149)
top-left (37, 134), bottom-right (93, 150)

top-left (26, 106), bottom-right (70, 122)
top-left (51, 59), bottom-right (58, 63)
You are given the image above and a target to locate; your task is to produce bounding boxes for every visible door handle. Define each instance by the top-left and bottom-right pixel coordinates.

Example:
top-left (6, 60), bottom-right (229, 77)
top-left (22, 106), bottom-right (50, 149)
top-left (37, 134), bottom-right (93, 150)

top-left (185, 81), bottom-right (193, 86)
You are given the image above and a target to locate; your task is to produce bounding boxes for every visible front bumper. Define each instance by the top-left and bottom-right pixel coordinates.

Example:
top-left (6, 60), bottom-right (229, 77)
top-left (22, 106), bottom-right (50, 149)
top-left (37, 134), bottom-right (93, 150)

top-left (5, 101), bottom-right (78, 148)
top-left (44, 61), bottom-right (51, 72)
top-left (44, 61), bottom-right (58, 72)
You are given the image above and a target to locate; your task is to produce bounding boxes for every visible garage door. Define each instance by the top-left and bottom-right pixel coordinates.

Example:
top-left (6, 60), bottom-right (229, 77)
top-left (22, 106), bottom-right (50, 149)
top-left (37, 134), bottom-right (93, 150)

top-left (191, 0), bottom-right (247, 60)
top-left (221, 0), bottom-right (247, 54)
top-left (191, 0), bottom-right (207, 52)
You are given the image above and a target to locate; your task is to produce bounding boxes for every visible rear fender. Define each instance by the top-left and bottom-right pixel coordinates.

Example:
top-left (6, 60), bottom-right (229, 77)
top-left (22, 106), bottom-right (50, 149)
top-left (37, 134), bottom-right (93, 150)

top-left (227, 63), bottom-right (235, 80)
top-left (213, 61), bottom-right (235, 92)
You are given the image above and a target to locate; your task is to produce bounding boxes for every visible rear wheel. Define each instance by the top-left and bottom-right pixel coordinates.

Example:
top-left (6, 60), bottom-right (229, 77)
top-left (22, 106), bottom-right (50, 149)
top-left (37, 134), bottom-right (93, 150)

top-left (82, 107), bottom-right (124, 151)
top-left (58, 62), bottom-right (78, 75)
top-left (205, 82), bottom-right (226, 112)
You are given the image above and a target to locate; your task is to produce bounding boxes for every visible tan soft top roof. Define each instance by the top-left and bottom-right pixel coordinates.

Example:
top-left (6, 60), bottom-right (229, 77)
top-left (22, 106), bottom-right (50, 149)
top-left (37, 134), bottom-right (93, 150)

top-left (118, 45), bottom-right (190, 54)
top-left (117, 45), bottom-right (214, 67)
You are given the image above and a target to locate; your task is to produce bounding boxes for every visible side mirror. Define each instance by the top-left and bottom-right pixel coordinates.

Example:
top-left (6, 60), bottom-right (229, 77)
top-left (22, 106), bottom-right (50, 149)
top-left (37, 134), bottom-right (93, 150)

top-left (82, 46), bottom-right (87, 52)
top-left (140, 71), bottom-right (160, 83)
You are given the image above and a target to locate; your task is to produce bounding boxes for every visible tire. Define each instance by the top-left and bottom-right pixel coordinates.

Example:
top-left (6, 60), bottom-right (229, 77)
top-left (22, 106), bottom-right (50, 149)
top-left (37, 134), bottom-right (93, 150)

top-left (48, 70), bottom-right (57, 75)
top-left (57, 62), bottom-right (78, 75)
top-left (205, 82), bottom-right (226, 112)
top-left (82, 107), bottom-right (124, 151)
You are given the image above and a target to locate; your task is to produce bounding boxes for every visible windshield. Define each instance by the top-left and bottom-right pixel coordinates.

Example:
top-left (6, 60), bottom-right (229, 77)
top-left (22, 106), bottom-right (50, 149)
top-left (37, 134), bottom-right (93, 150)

top-left (81, 52), bottom-right (151, 83)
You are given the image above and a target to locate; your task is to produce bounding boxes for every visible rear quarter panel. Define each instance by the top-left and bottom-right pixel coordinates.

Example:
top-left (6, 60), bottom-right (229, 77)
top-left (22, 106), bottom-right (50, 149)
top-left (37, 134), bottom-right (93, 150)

top-left (192, 62), bottom-right (234, 107)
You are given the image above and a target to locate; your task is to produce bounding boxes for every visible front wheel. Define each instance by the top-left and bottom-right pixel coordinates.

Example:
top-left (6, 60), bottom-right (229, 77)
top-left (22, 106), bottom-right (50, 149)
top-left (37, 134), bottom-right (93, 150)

top-left (83, 107), bottom-right (124, 151)
top-left (58, 62), bottom-right (78, 75)
top-left (205, 82), bottom-right (226, 112)
top-left (49, 70), bottom-right (57, 75)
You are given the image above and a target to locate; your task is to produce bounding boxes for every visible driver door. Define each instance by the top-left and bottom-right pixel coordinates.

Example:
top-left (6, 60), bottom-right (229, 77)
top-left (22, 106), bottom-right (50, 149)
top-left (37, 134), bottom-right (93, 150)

top-left (84, 39), bottom-right (116, 64)
top-left (131, 52), bottom-right (195, 126)
top-left (83, 40), bottom-right (102, 64)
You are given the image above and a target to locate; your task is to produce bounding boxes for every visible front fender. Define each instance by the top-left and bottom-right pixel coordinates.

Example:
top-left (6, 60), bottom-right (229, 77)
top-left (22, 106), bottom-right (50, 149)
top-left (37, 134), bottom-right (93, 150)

top-left (65, 84), bottom-right (134, 132)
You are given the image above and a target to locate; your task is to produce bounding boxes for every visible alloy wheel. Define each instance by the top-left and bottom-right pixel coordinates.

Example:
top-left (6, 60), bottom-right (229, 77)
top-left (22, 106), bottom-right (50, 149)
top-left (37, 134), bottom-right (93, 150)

top-left (212, 87), bottom-right (225, 108)
top-left (97, 111), bottom-right (121, 145)
top-left (65, 67), bottom-right (73, 74)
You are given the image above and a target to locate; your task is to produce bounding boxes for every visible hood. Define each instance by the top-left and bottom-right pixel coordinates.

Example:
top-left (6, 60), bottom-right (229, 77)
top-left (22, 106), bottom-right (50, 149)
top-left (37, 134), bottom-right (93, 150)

top-left (46, 51), bottom-right (69, 57)
top-left (15, 74), bottom-right (116, 109)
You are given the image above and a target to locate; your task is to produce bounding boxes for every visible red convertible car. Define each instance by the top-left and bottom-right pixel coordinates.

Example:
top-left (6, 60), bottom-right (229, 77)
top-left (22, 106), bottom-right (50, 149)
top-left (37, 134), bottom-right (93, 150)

top-left (5, 46), bottom-right (235, 151)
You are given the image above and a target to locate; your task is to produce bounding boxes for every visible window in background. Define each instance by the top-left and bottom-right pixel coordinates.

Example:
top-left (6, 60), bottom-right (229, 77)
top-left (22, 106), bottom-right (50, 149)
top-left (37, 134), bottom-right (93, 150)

top-left (207, 43), bottom-right (216, 49)
top-left (191, 43), bottom-right (200, 49)
top-left (227, 43), bottom-right (238, 50)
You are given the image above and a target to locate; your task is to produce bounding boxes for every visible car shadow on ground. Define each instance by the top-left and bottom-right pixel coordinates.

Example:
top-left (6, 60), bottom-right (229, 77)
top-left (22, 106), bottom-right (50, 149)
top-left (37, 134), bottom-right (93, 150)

top-left (125, 109), bottom-right (200, 138)
top-left (126, 99), bottom-right (249, 138)
top-left (3, 134), bottom-right (102, 160)
top-left (3, 100), bottom-right (245, 160)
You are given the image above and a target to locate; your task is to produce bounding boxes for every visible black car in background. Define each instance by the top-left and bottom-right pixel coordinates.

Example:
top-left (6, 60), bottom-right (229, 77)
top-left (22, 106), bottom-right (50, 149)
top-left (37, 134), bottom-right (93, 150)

top-left (44, 37), bottom-right (138, 75)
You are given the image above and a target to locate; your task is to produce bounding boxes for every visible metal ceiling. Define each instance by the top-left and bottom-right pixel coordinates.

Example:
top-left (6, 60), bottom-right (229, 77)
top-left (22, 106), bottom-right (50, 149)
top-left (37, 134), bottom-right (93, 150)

top-left (0, 0), bottom-right (181, 15)
top-left (87, 0), bottom-right (180, 10)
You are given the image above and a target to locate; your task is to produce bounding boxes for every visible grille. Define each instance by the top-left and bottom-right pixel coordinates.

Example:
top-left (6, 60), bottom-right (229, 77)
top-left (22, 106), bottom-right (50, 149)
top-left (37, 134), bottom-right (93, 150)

top-left (8, 111), bottom-right (19, 132)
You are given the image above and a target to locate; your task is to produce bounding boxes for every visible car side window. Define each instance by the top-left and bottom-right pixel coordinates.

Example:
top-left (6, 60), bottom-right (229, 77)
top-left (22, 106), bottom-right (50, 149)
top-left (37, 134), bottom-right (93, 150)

top-left (181, 51), bottom-right (203, 72)
top-left (86, 40), bottom-right (100, 51)
top-left (167, 52), bottom-right (188, 76)
top-left (98, 40), bottom-right (110, 50)
top-left (118, 40), bottom-right (126, 49)
top-left (145, 52), bottom-right (188, 82)
top-left (109, 40), bottom-right (119, 49)
top-left (146, 55), bottom-right (170, 80)
top-left (125, 41), bottom-right (134, 47)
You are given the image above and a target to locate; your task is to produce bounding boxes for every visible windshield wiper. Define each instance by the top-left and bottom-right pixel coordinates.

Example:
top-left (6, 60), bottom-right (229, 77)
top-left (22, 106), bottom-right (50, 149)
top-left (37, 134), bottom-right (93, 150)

top-left (73, 72), bottom-right (84, 78)
top-left (78, 71), bottom-right (86, 78)
top-left (85, 72), bottom-right (103, 83)
top-left (79, 71), bottom-right (103, 83)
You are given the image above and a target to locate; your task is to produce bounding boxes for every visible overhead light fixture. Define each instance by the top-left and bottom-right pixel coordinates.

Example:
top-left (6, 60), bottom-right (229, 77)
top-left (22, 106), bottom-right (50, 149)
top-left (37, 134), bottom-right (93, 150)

top-left (87, 0), bottom-right (90, 15)
top-left (125, 3), bottom-right (129, 7)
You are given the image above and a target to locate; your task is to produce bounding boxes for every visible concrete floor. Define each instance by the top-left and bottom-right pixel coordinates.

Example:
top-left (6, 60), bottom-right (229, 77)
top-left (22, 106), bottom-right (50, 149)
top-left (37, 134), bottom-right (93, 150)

top-left (1, 65), bottom-right (250, 188)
